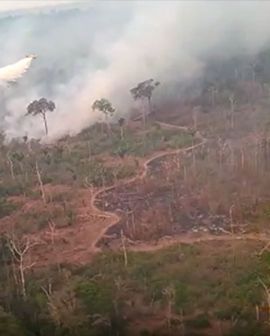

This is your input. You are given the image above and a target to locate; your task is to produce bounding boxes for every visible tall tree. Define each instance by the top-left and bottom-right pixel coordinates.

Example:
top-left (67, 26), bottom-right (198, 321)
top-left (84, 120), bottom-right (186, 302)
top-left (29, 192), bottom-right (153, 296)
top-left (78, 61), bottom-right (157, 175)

top-left (92, 98), bottom-right (115, 134)
top-left (26, 98), bottom-right (56, 135)
top-left (130, 79), bottom-right (160, 127)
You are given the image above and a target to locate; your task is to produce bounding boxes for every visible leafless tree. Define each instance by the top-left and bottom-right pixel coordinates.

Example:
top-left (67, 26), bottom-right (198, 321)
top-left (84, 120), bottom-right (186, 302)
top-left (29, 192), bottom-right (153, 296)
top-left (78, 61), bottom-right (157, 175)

top-left (47, 220), bottom-right (57, 245)
top-left (41, 281), bottom-right (84, 329)
top-left (6, 235), bottom-right (37, 298)
top-left (162, 284), bottom-right (175, 329)
top-left (36, 161), bottom-right (47, 204)
top-left (120, 229), bottom-right (128, 267)
top-left (192, 106), bottom-right (201, 130)
top-left (6, 152), bottom-right (15, 180)
top-left (258, 278), bottom-right (270, 322)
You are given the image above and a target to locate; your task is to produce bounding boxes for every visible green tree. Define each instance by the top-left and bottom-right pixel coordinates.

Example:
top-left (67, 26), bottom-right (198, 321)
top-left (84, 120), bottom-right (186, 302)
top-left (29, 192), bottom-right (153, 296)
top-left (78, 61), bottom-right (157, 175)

top-left (92, 98), bottom-right (115, 134)
top-left (26, 98), bottom-right (56, 136)
top-left (130, 79), bottom-right (160, 127)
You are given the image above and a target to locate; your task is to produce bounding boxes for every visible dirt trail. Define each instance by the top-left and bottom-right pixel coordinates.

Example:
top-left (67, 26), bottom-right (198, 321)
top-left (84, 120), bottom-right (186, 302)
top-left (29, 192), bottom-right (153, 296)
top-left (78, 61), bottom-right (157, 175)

top-left (90, 122), bottom-right (214, 252)
top-left (126, 232), bottom-right (270, 252)
top-left (90, 122), bottom-right (270, 254)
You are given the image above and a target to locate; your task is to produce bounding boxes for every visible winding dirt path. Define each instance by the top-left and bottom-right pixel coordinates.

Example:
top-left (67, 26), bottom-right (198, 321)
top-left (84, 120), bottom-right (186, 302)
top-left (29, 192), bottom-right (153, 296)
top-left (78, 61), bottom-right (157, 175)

top-left (90, 121), bottom-right (270, 254)
top-left (90, 122), bottom-right (208, 252)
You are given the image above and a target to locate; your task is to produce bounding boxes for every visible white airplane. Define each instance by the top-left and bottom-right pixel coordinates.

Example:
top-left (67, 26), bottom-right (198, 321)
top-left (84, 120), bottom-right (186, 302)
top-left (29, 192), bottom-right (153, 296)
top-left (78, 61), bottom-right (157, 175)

top-left (0, 54), bottom-right (37, 86)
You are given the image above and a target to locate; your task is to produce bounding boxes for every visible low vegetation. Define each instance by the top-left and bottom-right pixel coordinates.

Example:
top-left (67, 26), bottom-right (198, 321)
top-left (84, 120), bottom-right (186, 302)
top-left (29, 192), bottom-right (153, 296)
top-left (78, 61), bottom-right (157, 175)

top-left (0, 240), bottom-right (269, 335)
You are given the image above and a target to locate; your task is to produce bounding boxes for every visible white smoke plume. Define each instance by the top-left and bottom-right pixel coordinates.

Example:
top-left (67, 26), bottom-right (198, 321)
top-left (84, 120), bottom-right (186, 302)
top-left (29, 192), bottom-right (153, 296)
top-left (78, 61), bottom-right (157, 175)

top-left (0, 55), bottom-right (36, 86)
top-left (1, 1), bottom-right (270, 140)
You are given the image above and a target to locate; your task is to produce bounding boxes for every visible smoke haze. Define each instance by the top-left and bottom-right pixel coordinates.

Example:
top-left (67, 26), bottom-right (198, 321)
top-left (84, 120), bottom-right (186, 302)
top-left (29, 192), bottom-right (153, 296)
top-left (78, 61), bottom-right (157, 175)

top-left (1, 1), bottom-right (270, 140)
top-left (0, 55), bottom-right (36, 86)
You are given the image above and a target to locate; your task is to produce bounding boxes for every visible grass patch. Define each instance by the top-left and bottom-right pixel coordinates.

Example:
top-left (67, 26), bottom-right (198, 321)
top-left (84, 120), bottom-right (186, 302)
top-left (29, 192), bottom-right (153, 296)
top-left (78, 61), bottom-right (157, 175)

top-left (185, 313), bottom-right (211, 329)
top-left (74, 240), bottom-right (269, 319)
top-left (0, 198), bottom-right (17, 218)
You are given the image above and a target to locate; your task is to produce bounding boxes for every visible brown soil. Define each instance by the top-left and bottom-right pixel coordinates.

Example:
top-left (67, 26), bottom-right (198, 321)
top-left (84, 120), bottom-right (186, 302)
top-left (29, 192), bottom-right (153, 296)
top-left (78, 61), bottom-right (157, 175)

top-left (2, 120), bottom-right (270, 267)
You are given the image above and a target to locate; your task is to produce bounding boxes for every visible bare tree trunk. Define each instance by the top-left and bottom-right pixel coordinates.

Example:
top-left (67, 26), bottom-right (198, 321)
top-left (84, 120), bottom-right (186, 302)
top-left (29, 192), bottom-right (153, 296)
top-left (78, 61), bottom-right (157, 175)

top-left (87, 141), bottom-right (92, 162)
top-left (36, 161), bottom-right (47, 204)
top-left (209, 86), bottom-right (218, 107)
top-left (256, 305), bottom-right (260, 321)
top-left (142, 105), bottom-right (146, 130)
top-left (113, 170), bottom-right (118, 185)
top-left (120, 126), bottom-right (124, 141)
top-left (7, 236), bottom-right (36, 299)
top-left (120, 230), bottom-right (128, 267)
top-left (255, 137), bottom-right (259, 173)
top-left (229, 95), bottom-right (235, 129)
top-left (218, 139), bottom-right (223, 171)
top-left (19, 258), bottom-right (26, 298)
top-left (148, 97), bottom-right (152, 115)
top-left (103, 114), bottom-right (112, 137)
top-left (48, 220), bottom-right (56, 245)
top-left (229, 204), bottom-right (235, 234)
top-left (193, 111), bottom-right (198, 130)
top-left (27, 140), bottom-right (33, 153)
top-left (42, 112), bottom-right (49, 135)
top-left (240, 147), bottom-right (245, 170)
top-left (11, 259), bottom-right (19, 290)
top-left (168, 203), bottom-right (173, 223)
top-left (163, 285), bottom-right (175, 329)
top-left (180, 309), bottom-right (186, 336)
top-left (19, 161), bottom-right (24, 176)
top-left (259, 278), bottom-right (270, 321)
top-left (192, 106), bottom-right (200, 130)
top-left (106, 121), bottom-right (111, 135)
top-left (228, 143), bottom-right (234, 170)
top-left (192, 139), bottom-right (196, 172)
top-left (41, 282), bottom-right (62, 327)
top-left (7, 153), bottom-right (15, 180)
top-left (183, 164), bottom-right (187, 182)
top-left (130, 209), bottom-right (135, 239)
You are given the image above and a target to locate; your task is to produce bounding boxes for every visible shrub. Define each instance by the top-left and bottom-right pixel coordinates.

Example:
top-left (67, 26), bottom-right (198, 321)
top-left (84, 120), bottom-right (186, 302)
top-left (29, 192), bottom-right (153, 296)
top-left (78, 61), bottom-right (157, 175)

top-left (225, 321), bottom-right (267, 336)
top-left (0, 307), bottom-right (26, 336)
top-left (76, 281), bottom-right (113, 315)
top-left (185, 314), bottom-right (211, 329)
top-left (0, 198), bottom-right (17, 218)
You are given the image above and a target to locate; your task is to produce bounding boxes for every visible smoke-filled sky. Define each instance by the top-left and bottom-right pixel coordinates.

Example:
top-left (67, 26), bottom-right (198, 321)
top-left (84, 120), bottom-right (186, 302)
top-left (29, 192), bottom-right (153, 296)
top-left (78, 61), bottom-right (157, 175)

top-left (1, 1), bottom-right (270, 141)
top-left (0, 0), bottom-right (78, 12)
